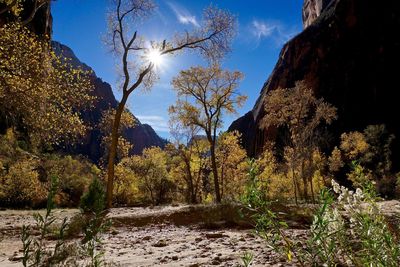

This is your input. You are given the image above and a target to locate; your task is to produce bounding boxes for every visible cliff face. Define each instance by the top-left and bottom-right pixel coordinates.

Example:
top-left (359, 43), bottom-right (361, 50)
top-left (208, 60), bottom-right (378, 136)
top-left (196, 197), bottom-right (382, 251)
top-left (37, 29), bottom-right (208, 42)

top-left (231, 0), bottom-right (400, 167)
top-left (302, 0), bottom-right (336, 28)
top-left (53, 42), bottom-right (166, 162)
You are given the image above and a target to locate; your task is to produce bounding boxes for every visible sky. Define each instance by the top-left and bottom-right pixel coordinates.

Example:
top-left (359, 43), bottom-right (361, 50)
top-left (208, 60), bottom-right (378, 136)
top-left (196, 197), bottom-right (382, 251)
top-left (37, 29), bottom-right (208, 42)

top-left (52, 0), bottom-right (304, 139)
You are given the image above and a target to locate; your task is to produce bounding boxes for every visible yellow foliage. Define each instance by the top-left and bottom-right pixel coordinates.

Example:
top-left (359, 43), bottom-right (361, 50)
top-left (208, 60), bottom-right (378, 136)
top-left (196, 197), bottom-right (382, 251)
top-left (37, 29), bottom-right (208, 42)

top-left (0, 158), bottom-right (46, 207)
top-left (328, 147), bottom-right (344, 172)
top-left (340, 131), bottom-right (369, 160)
top-left (0, 23), bottom-right (94, 146)
top-left (216, 131), bottom-right (247, 200)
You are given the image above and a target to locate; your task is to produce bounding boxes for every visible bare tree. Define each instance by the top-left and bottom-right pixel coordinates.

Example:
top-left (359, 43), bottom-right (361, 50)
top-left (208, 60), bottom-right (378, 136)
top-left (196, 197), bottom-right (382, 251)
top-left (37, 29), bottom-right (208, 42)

top-left (105, 0), bottom-right (236, 208)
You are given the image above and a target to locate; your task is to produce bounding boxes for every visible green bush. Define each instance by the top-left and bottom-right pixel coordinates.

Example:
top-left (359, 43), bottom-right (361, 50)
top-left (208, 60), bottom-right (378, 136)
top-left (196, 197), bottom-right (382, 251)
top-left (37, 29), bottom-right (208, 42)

top-left (80, 177), bottom-right (106, 213)
top-left (44, 154), bottom-right (100, 207)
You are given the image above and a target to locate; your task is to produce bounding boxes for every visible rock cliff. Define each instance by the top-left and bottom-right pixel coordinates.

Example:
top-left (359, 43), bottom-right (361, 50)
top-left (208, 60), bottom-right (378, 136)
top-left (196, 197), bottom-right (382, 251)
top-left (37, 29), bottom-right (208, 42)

top-left (230, 0), bottom-right (400, 168)
top-left (302, 0), bottom-right (336, 28)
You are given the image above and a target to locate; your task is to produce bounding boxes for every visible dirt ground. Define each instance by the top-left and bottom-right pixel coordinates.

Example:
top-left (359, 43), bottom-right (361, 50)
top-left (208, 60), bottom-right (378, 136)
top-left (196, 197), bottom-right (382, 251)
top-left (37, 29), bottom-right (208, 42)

top-left (1, 201), bottom-right (399, 266)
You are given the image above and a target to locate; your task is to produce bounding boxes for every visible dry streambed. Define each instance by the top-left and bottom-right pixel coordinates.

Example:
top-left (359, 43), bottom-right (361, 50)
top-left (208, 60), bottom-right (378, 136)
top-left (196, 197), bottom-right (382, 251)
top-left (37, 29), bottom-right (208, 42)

top-left (1, 201), bottom-right (398, 266)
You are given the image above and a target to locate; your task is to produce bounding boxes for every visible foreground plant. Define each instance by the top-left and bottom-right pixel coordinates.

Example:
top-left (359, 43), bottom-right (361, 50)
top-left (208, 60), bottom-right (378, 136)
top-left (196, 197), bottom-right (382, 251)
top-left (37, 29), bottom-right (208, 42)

top-left (21, 176), bottom-right (112, 266)
top-left (245, 176), bottom-right (400, 266)
top-left (21, 176), bottom-right (73, 266)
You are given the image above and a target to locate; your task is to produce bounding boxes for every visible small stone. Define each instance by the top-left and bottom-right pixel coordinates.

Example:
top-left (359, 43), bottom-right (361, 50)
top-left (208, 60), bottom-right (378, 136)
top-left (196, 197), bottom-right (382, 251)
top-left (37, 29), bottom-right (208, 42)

top-left (205, 232), bottom-right (226, 239)
top-left (172, 255), bottom-right (178, 260)
top-left (153, 240), bottom-right (168, 247)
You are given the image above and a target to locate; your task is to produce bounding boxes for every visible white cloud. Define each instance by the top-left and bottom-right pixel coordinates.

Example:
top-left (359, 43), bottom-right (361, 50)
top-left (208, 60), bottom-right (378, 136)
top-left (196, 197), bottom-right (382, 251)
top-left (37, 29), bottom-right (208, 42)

top-left (252, 20), bottom-right (276, 39)
top-left (136, 115), bottom-right (170, 133)
top-left (167, 2), bottom-right (199, 27)
top-left (250, 19), bottom-right (299, 46)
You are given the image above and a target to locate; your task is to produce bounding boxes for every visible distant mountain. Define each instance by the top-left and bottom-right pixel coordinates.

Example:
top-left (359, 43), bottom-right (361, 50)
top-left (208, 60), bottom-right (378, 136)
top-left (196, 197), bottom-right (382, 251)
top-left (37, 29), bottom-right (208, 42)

top-left (229, 0), bottom-right (400, 169)
top-left (52, 41), bottom-right (167, 162)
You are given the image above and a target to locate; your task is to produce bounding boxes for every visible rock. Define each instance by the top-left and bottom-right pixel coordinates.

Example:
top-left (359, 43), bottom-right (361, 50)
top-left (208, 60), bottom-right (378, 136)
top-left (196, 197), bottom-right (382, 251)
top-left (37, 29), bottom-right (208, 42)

top-left (9, 255), bottom-right (24, 262)
top-left (302, 0), bottom-right (336, 28)
top-left (152, 239), bottom-right (168, 247)
top-left (205, 232), bottom-right (227, 239)
top-left (172, 255), bottom-right (178, 261)
top-left (211, 259), bottom-right (221, 265)
top-left (142, 236), bottom-right (152, 241)
top-left (110, 229), bottom-right (119, 235)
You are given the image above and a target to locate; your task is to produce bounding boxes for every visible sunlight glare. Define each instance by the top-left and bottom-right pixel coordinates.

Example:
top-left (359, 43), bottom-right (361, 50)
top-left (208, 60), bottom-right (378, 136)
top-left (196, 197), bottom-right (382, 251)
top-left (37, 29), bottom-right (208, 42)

top-left (147, 49), bottom-right (164, 67)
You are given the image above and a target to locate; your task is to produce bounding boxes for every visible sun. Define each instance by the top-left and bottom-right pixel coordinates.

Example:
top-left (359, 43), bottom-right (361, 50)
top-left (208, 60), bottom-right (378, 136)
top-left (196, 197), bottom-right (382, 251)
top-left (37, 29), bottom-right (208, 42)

top-left (147, 48), bottom-right (164, 67)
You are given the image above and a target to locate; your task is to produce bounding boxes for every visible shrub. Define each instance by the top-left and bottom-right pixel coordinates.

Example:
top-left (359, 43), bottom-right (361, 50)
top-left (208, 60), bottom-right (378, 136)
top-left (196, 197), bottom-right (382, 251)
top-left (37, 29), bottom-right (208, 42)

top-left (44, 154), bottom-right (99, 207)
top-left (80, 177), bottom-right (106, 213)
top-left (248, 180), bottom-right (400, 266)
top-left (0, 158), bottom-right (47, 207)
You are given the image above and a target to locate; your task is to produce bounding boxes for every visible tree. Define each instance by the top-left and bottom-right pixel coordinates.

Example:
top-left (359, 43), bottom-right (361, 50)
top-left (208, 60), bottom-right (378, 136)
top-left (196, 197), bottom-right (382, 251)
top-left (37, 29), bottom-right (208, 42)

top-left (98, 108), bottom-right (136, 165)
top-left (261, 81), bottom-right (337, 203)
top-left (121, 147), bottom-right (173, 205)
top-left (0, 22), bottom-right (94, 147)
top-left (169, 65), bottom-right (246, 202)
top-left (0, 0), bottom-right (51, 28)
top-left (168, 122), bottom-right (201, 203)
top-left (215, 131), bottom-right (247, 200)
top-left (105, 0), bottom-right (237, 208)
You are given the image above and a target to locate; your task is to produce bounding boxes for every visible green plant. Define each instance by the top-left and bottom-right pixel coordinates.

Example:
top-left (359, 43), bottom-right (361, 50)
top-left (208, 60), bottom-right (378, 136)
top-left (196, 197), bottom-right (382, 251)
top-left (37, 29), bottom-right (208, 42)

top-left (21, 176), bottom-right (73, 266)
top-left (80, 177), bottom-right (106, 213)
top-left (81, 210), bottom-right (111, 267)
top-left (247, 178), bottom-right (400, 266)
top-left (21, 175), bottom-right (112, 266)
top-left (240, 251), bottom-right (254, 267)
top-left (241, 160), bottom-right (302, 265)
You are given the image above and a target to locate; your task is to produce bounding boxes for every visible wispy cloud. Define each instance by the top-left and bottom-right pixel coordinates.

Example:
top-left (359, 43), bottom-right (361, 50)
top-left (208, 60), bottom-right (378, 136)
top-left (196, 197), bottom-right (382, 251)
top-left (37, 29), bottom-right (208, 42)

top-left (167, 2), bottom-right (199, 27)
top-left (136, 115), bottom-right (170, 133)
top-left (250, 19), bottom-right (299, 47)
top-left (252, 20), bottom-right (276, 39)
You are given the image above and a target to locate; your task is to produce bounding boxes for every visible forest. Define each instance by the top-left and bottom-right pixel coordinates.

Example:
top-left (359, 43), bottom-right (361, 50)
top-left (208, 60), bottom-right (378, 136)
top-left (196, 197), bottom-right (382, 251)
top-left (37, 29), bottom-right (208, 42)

top-left (1, 0), bottom-right (400, 266)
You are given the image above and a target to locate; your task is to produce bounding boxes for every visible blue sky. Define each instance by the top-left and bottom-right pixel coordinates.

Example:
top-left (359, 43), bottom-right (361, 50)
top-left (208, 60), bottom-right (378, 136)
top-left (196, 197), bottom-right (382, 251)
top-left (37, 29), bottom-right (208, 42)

top-left (52, 0), bottom-right (303, 139)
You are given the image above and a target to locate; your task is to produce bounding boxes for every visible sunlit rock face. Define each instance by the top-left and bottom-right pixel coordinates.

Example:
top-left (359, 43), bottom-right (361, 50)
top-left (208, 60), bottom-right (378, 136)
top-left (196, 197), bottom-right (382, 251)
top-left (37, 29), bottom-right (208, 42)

top-left (302, 0), bottom-right (336, 28)
top-left (230, 0), bottom-right (400, 169)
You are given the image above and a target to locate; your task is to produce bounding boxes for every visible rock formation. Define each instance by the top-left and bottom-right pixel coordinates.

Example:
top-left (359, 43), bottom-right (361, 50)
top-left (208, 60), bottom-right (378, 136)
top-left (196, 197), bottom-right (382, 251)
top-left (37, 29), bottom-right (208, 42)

top-left (230, 0), bottom-right (400, 169)
top-left (302, 0), bottom-right (336, 28)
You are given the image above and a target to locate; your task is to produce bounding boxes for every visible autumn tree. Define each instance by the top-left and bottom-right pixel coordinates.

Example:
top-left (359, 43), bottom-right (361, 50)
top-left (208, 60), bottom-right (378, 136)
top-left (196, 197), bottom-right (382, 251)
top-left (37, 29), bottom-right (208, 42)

top-left (0, 23), bottom-right (94, 147)
top-left (105, 0), bottom-right (236, 207)
top-left (98, 108), bottom-right (136, 165)
top-left (168, 122), bottom-right (202, 203)
top-left (215, 131), bottom-right (247, 200)
top-left (169, 65), bottom-right (246, 203)
top-left (328, 124), bottom-right (396, 197)
top-left (120, 147), bottom-right (174, 205)
top-left (261, 81), bottom-right (337, 203)
top-left (0, 0), bottom-right (51, 31)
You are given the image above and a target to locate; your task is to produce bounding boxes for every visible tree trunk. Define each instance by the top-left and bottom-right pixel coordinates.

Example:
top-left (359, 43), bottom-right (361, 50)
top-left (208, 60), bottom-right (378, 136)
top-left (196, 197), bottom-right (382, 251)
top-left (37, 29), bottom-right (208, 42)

top-left (209, 140), bottom-right (221, 203)
top-left (183, 155), bottom-right (196, 204)
top-left (106, 94), bottom-right (128, 209)
top-left (291, 167), bottom-right (298, 205)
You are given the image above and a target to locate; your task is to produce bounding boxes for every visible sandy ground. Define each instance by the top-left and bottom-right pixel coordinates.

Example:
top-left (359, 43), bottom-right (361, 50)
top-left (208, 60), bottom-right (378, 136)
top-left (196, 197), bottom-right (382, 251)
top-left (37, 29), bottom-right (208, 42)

top-left (1, 201), bottom-right (399, 266)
